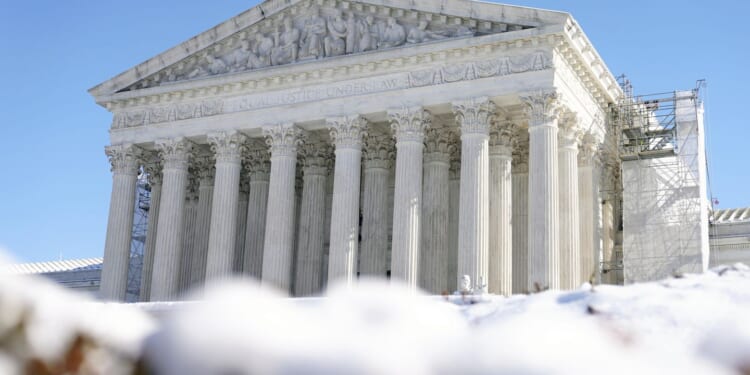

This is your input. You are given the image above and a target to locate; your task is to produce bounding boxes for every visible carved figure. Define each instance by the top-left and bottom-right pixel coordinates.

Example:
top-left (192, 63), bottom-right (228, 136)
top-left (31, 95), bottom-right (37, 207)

top-left (187, 54), bottom-right (228, 79)
top-left (345, 12), bottom-right (358, 54)
top-left (379, 17), bottom-right (406, 48)
top-left (358, 15), bottom-right (378, 52)
top-left (227, 40), bottom-right (252, 72)
top-left (301, 6), bottom-right (326, 59)
top-left (271, 17), bottom-right (300, 65)
top-left (249, 33), bottom-right (273, 68)
top-left (407, 20), bottom-right (446, 44)
top-left (325, 12), bottom-right (347, 57)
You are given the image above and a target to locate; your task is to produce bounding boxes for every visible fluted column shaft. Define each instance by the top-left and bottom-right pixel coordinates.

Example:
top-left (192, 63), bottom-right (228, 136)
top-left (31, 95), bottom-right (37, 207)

top-left (151, 138), bottom-right (192, 301)
top-left (178, 190), bottom-right (197, 294)
top-left (360, 165), bottom-right (390, 276)
top-left (454, 98), bottom-right (494, 292)
top-left (489, 145), bottom-right (513, 296)
top-left (243, 150), bottom-right (270, 279)
top-left (206, 132), bottom-right (247, 281)
top-left (559, 119), bottom-right (581, 290)
top-left (447, 144), bottom-right (461, 291)
top-left (139, 169), bottom-right (161, 302)
top-left (261, 124), bottom-right (303, 293)
top-left (327, 116), bottom-right (366, 287)
top-left (101, 144), bottom-right (141, 301)
top-left (511, 163), bottom-right (529, 293)
top-left (190, 159), bottom-right (214, 286)
top-left (522, 91), bottom-right (561, 291)
top-left (420, 128), bottom-right (450, 294)
top-left (294, 149), bottom-right (329, 296)
top-left (389, 108), bottom-right (430, 288)
top-left (234, 185), bottom-right (249, 273)
top-left (578, 134), bottom-right (599, 284)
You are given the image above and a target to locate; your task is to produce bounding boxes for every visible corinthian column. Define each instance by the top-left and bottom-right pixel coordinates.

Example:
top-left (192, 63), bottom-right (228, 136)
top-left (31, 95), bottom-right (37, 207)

top-left (243, 149), bottom-right (271, 278)
top-left (205, 131), bottom-right (247, 281)
top-left (234, 179), bottom-right (250, 273)
top-left (512, 131), bottom-right (529, 293)
top-left (521, 91), bottom-right (561, 291)
top-left (488, 118), bottom-right (516, 296)
top-left (189, 154), bottom-right (214, 286)
top-left (151, 138), bottom-right (193, 301)
top-left (360, 133), bottom-right (393, 278)
top-left (453, 98), bottom-right (494, 292)
top-left (558, 113), bottom-right (582, 290)
top-left (101, 144), bottom-right (141, 301)
top-left (327, 115), bottom-right (367, 288)
top-left (578, 132), bottom-right (599, 284)
top-left (178, 177), bottom-right (198, 294)
top-left (140, 157), bottom-right (161, 302)
top-left (447, 135), bottom-right (461, 291)
top-left (389, 107), bottom-right (430, 288)
top-left (294, 143), bottom-right (332, 296)
top-left (261, 124), bottom-right (304, 293)
top-left (420, 127), bottom-right (451, 294)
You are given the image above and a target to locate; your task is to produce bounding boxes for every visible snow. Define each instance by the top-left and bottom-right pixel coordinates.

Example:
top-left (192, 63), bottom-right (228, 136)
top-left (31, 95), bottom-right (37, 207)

top-left (2, 262), bottom-right (750, 374)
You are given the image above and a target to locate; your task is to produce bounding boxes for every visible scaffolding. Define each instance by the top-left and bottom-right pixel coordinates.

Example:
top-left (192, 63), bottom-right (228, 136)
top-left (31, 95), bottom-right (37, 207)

top-left (125, 169), bottom-right (150, 302)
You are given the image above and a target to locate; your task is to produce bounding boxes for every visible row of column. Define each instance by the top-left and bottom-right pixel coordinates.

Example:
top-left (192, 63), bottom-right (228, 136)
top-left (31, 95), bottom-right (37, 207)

top-left (101, 92), bottom-right (603, 301)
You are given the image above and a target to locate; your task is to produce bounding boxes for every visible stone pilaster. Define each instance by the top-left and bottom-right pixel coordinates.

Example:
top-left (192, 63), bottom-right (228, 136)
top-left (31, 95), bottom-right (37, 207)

top-left (512, 130), bottom-right (529, 293)
top-left (327, 115), bottom-right (367, 288)
top-left (360, 133), bottom-right (394, 278)
top-left (243, 149), bottom-right (271, 278)
top-left (453, 97), bottom-right (494, 292)
top-left (205, 131), bottom-right (247, 281)
top-left (189, 154), bottom-right (214, 286)
top-left (578, 132), bottom-right (599, 284)
top-left (488, 117), bottom-right (516, 296)
top-left (294, 143), bottom-right (332, 296)
top-left (521, 90), bottom-right (562, 291)
top-left (389, 107), bottom-right (430, 288)
top-left (139, 157), bottom-right (161, 302)
top-left (151, 138), bottom-right (193, 301)
top-left (101, 144), bottom-right (141, 301)
top-left (558, 113), bottom-right (582, 290)
top-left (447, 134), bottom-right (461, 292)
top-left (261, 124), bottom-right (304, 293)
top-left (234, 179), bottom-right (250, 273)
top-left (420, 127), bottom-right (451, 294)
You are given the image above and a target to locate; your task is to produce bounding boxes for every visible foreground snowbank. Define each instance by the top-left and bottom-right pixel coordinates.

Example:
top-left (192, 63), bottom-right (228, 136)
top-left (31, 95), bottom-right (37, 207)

top-left (1, 264), bottom-right (750, 374)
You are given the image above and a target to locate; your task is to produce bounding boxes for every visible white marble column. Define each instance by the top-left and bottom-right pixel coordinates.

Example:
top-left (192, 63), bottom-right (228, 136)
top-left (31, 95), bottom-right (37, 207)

top-left (488, 119), bottom-right (516, 296)
top-left (101, 144), bottom-right (141, 301)
top-left (178, 180), bottom-right (198, 295)
top-left (558, 113), bottom-right (581, 290)
top-left (261, 124), bottom-right (304, 293)
top-left (150, 138), bottom-right (193, 301)
top-left (294, 143), bottom-right (331, 296)
top-left (243, 149), bottom-right (271, 279)
top-left (420, 128), bottom-right (450, 294)
top-left (189, 155), bottom-right (214, 286)
top-left (453, 98), bottom-right (494, 292)
top-left (521, 91), bottom-right (562, 291)
top-left (327, 115), bottom-right (367, 288)
top-left (511, 132), bottom-right (529, 293)
top-left (234, 180), bottom-right (250, 273)
top-left (447, 136), bottom-right (460, 292)
top-left (578, 133), bottom-right (599, 284)
top-left (139, 158), bottom-right (161, 302)
top-left (360, 133), bottom-right (394, 278)
top-left (389, 107), bottom-right (430, 288)
top-left (205, 131), bottom-right (247, 281)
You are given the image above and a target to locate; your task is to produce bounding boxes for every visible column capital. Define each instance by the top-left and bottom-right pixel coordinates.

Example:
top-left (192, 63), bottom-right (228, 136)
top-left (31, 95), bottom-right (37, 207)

top-left (452, 97), bottom-right (496, 136)
top-left (388, 106), bottom-right (431, 143)
top-left (520, 90), bottom-right (563, 127)
top-left (105, 143), bottom-right (142, 175)
top-left (244, 148), bottom-right (271, 182)
top-left (558, 111), bottom-right (582, 150)
top-left (143, 153), bottom-right (163, 186)
top-left (155, 137), bottom-right (194, 170)
top-left (194, 153), bottom-right (216, 183)
top-left (300, 142), bottom-right (333, 176)
top-left (363, 132), bottom-right (395, 170)
top-left (208, 130), bottom-right (248, 163)
top-left (263, 123), bottom-right (305, 158)
top-left (328, 115), bottom-right (368, 150)
top-left (578, 132), bottom-right (600, 165)
top-left (489, 115), bottom-right (518, 156)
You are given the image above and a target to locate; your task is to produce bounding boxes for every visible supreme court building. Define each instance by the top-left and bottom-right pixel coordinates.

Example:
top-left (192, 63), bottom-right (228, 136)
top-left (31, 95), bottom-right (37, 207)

top-left (91, 0), bottom-right (625, 302)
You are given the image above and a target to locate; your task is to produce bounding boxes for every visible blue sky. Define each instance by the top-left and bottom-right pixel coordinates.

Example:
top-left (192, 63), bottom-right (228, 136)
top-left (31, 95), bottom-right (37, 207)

top-left (0, 1), bottom-right (747, 262)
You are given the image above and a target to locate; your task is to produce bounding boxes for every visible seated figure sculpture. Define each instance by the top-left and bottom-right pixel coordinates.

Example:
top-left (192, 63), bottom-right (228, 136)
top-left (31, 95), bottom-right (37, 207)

top-left (248, 33), bottom-right (273, 69)
top-left (325, 11), bottom-right (347, 57)
top-left (271, 17), bottom-right (300, 65)
top-left (378, 17), bottom-right (406, 49)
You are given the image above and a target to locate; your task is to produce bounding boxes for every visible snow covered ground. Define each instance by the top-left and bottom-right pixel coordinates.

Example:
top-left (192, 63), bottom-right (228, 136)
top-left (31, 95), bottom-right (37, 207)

top-left (1, 263), bottom-right (750, 374)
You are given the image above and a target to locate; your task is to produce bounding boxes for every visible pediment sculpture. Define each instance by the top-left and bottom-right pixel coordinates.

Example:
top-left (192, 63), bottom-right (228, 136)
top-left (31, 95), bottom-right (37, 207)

top-left (124, 3), bottom-right (531, 91)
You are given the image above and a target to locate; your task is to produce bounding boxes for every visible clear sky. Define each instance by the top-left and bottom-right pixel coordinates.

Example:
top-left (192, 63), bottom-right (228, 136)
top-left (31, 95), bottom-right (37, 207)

top-left (0, 1), bottom-right (747, 263)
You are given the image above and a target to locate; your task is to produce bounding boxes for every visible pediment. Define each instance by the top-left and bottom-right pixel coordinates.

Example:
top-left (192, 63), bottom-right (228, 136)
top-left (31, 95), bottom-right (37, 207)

top-left (90, 0), bottom-right (569, 98)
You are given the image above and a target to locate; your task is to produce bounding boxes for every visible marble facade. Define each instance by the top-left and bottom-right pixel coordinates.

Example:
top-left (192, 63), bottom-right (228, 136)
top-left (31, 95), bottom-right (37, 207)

top-left (92, 0), bottom-right (622, 301)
